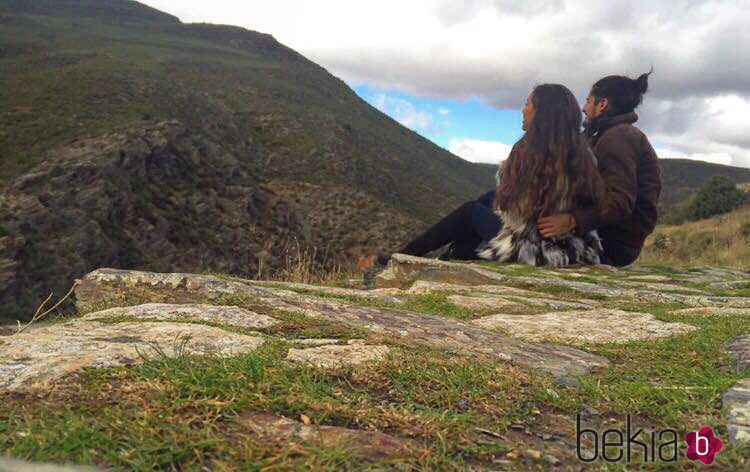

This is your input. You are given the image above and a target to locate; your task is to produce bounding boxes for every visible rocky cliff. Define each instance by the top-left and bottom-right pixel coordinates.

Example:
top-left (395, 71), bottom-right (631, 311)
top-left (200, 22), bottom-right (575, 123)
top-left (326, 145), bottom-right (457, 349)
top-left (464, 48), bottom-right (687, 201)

top-left (0, 121), bottom-right (308, 322)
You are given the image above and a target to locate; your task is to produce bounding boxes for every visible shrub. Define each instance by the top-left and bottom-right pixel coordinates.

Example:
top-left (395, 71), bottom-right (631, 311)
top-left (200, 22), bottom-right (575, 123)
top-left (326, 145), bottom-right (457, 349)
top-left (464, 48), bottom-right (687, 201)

top-left (687, 176), bottom-right (747, 221)
top-left (651, 233), bottom-right (673, 251)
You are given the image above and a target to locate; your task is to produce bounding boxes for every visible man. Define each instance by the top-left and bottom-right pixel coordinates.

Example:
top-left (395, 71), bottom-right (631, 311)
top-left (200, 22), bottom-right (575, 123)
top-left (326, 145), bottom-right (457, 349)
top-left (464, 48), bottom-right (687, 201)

top-left (537, 71), bottom-right (662, 267)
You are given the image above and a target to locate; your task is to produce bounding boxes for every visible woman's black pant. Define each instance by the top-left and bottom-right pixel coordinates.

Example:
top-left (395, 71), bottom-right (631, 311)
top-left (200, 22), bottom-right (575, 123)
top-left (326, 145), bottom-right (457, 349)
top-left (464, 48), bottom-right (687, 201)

top-left (398, 191), bottom-right (502, 260)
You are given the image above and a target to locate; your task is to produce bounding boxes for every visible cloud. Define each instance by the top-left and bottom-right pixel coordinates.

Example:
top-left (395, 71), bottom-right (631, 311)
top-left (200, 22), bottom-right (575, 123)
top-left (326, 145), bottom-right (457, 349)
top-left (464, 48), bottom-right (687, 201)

top-left (372, 94), bottom-right (436, 134)
top-left (142, 0), bottom-right (750, 167)
top-left (448, 138), bottom-right (512, 164)
top-left (642, 94), bottom-right (750, 167)
top-left (438, 108), bottom-right (450, 116)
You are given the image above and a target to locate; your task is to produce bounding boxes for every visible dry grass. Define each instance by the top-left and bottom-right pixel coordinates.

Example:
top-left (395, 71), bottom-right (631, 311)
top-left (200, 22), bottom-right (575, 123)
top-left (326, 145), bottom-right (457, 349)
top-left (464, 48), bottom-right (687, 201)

top-left (261, 237), bottom-right (356, 285)
top-left (641, 203), bottom-right (750, 268)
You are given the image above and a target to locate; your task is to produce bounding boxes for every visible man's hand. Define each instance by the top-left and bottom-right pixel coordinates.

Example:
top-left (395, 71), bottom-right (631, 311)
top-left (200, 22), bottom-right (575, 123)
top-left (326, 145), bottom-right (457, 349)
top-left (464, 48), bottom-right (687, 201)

top-left (537, 213), bottom-right (577, 238)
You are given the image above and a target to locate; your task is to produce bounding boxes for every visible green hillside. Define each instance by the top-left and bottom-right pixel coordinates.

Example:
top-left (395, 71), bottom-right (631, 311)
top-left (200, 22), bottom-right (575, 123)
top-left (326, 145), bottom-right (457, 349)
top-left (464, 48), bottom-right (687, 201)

top-left (657, 159), bottom-right (750, 223)
top-left (0, 0), bottom-right (494, 321)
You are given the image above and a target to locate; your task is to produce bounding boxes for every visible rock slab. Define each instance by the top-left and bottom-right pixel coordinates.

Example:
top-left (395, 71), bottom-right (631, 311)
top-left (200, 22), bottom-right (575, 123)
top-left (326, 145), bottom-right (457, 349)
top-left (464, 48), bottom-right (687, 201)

top-left (83, 303), bottom-right (279, 329)
top-left (287, 341), bottom-right (390, 368)
top-left (75, 268), bottom-right (610, 384)
top-left (727, 335), bottom-right (750, 371)
top-left (0, 457), bottom-right (99, 472)
top-left (723, 379), bottom-right (750, 444)
top-left (472, 309), bottom-right (696, 345)
top-left (0, 316), bottom-right (264, 391)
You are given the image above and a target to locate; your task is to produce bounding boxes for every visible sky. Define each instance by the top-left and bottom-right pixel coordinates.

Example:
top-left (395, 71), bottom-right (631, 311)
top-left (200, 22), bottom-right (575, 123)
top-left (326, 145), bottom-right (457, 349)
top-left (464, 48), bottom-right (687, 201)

top-left (142, 0), bottom-right (750, 168)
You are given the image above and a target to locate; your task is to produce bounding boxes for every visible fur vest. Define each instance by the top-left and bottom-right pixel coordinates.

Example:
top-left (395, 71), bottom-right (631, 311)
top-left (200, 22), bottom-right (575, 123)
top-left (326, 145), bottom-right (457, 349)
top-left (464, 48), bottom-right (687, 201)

top-left (477, 146), bottom-right (604, 267)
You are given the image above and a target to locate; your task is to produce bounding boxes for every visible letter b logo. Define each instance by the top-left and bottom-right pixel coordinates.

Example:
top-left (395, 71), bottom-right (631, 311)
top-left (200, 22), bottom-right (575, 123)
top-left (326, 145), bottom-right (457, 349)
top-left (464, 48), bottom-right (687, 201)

top-left (685, 427), bottom-right (723, 465)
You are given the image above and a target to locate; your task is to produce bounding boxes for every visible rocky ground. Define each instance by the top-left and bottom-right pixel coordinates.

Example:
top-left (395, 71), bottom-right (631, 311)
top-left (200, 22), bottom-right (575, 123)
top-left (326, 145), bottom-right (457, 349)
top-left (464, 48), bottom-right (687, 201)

top-left (1, 254), bottom-right (750, 470)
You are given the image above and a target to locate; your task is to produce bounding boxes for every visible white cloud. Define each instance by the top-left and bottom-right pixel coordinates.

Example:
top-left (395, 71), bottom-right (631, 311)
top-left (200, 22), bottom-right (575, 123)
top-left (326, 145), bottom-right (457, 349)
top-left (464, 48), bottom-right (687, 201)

top-left (438, 108), bottom-right (450, 115)
top-left (141, 0), bottom-right (750, 167)
top-left (372, 94), bottom-right (434, 133)
top-left (448, 138), bottom-right (512, 164)
top-left (642, 94), bottom-right (750, 167)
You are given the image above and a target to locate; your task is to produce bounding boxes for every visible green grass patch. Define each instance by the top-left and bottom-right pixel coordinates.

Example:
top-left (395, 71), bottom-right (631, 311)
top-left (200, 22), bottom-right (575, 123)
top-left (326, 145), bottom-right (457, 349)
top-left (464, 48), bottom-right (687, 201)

top-left (248, 283), bottom-right (494, 321)
top-left (551, 309), bottom-right (750, 429)
top-left (0, 344), bottom-right (551, 470)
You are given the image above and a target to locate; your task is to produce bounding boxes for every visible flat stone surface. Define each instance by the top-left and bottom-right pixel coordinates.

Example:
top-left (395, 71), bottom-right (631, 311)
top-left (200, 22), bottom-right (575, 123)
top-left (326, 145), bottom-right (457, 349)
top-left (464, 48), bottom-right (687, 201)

top-left (616, 281), bottom-right (708, 294)
top-left (709, 279), bottom-right (750, 290)
top-left (286, 341), bottom-right (390, 368)
top-left (503, 296), bottom-right (596, 310)
top-left (674, 307), bottom-right (750, 317)
top-left (447, 294), bottom-right (522, 310)
top-left (0, 458), bottom-right (99, 472)
top-left (378, 256), bottom-right (750, 307)
top-left (0, 319), bottom-right (264, 391)
top-left (378, 255), bottom-right (629, 298)
top-left (248, 280), bottom-right (405, 304)
top-left (626, 275), bottom-right (673, 282)
top-left (673, 295), bottom-right (750, 308)
top-left (723, 379), bottom-right (750, 444)
top-left (471, 309), bottom-right (696, 345)
top-left (82, 303), bottom-right (279, 329)
top-left (374, 254), bottom-right (510, 289)
top-left (237, 413), bottom-right (421, 460)
top-left (406, 281), bottom-right (598, 309)
top-left (294, 338), bottom-right (342, 346)
top-left (727, 335), bottom-right (750, 371)
top-left (406, 280), bottom-right (538, 297)
top-left (76, 268), bottom-right (611, 384)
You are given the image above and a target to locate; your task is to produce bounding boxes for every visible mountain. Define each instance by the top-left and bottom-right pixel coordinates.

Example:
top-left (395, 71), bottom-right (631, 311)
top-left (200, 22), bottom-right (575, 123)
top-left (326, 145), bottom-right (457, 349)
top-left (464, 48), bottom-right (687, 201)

top-left (0, 0), bottom-right (494, 321)
top-left (656, 159), bottom-right (750, 223)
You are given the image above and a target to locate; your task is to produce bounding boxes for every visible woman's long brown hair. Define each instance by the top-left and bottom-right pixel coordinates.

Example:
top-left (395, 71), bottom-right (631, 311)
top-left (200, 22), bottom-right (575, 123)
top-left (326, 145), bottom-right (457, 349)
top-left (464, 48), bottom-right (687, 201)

top-left (494, 84), bottom-right (606, 220)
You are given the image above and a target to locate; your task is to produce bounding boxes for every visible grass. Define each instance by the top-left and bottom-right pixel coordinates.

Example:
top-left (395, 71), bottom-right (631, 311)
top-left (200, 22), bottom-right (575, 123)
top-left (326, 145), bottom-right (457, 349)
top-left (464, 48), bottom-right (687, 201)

top-left (0, 344), bottom-right (549, 470)
top-left (209, 293), bottom-right (372, 341)
top-left (642, 204), bottom-right (750, 268)
top-left (3, 287), bottom-right (750, 469)
top-left (570, 309), bottom-right (750, 425)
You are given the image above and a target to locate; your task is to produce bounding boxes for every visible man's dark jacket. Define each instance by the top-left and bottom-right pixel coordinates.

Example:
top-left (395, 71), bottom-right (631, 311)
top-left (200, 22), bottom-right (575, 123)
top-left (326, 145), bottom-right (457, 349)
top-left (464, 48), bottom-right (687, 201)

top-left (572, 112), bottom-right (662, 256)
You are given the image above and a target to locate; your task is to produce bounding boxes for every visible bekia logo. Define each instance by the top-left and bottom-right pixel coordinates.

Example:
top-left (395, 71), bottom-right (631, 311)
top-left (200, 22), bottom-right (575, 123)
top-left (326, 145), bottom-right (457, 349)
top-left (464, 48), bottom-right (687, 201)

top-left (576, 415), bottom-right (724, 464)
top-left (685, 426), bottom-right (723, 465)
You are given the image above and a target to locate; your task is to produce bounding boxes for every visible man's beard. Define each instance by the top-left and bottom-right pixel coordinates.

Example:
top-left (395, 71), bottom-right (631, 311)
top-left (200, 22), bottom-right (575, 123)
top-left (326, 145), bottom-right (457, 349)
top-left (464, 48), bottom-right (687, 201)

top-left (582, 115), bottom-right (600, 136)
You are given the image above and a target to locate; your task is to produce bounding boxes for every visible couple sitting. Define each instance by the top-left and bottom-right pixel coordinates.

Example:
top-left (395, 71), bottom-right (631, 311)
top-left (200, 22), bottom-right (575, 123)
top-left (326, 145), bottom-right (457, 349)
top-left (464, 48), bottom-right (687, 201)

top-left (373, 71), bottom-right (662, 274)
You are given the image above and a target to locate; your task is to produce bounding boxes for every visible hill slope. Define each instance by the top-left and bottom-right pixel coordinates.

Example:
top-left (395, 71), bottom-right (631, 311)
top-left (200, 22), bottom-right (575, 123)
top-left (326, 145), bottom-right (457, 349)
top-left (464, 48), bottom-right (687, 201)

top-left (657, 159), bottom-right (750, 223)
top-left (0, 0), bottom-right (493, 320)
top-left (641, 202), bottom-right (750, 268)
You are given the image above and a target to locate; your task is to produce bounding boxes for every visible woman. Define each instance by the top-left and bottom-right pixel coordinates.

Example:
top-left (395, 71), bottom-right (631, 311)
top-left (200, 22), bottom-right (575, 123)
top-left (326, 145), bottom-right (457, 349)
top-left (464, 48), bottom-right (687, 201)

top-left (364, 84), bottom-right (608, 284)
top-left (477, 83), bottom-right (607, 266)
